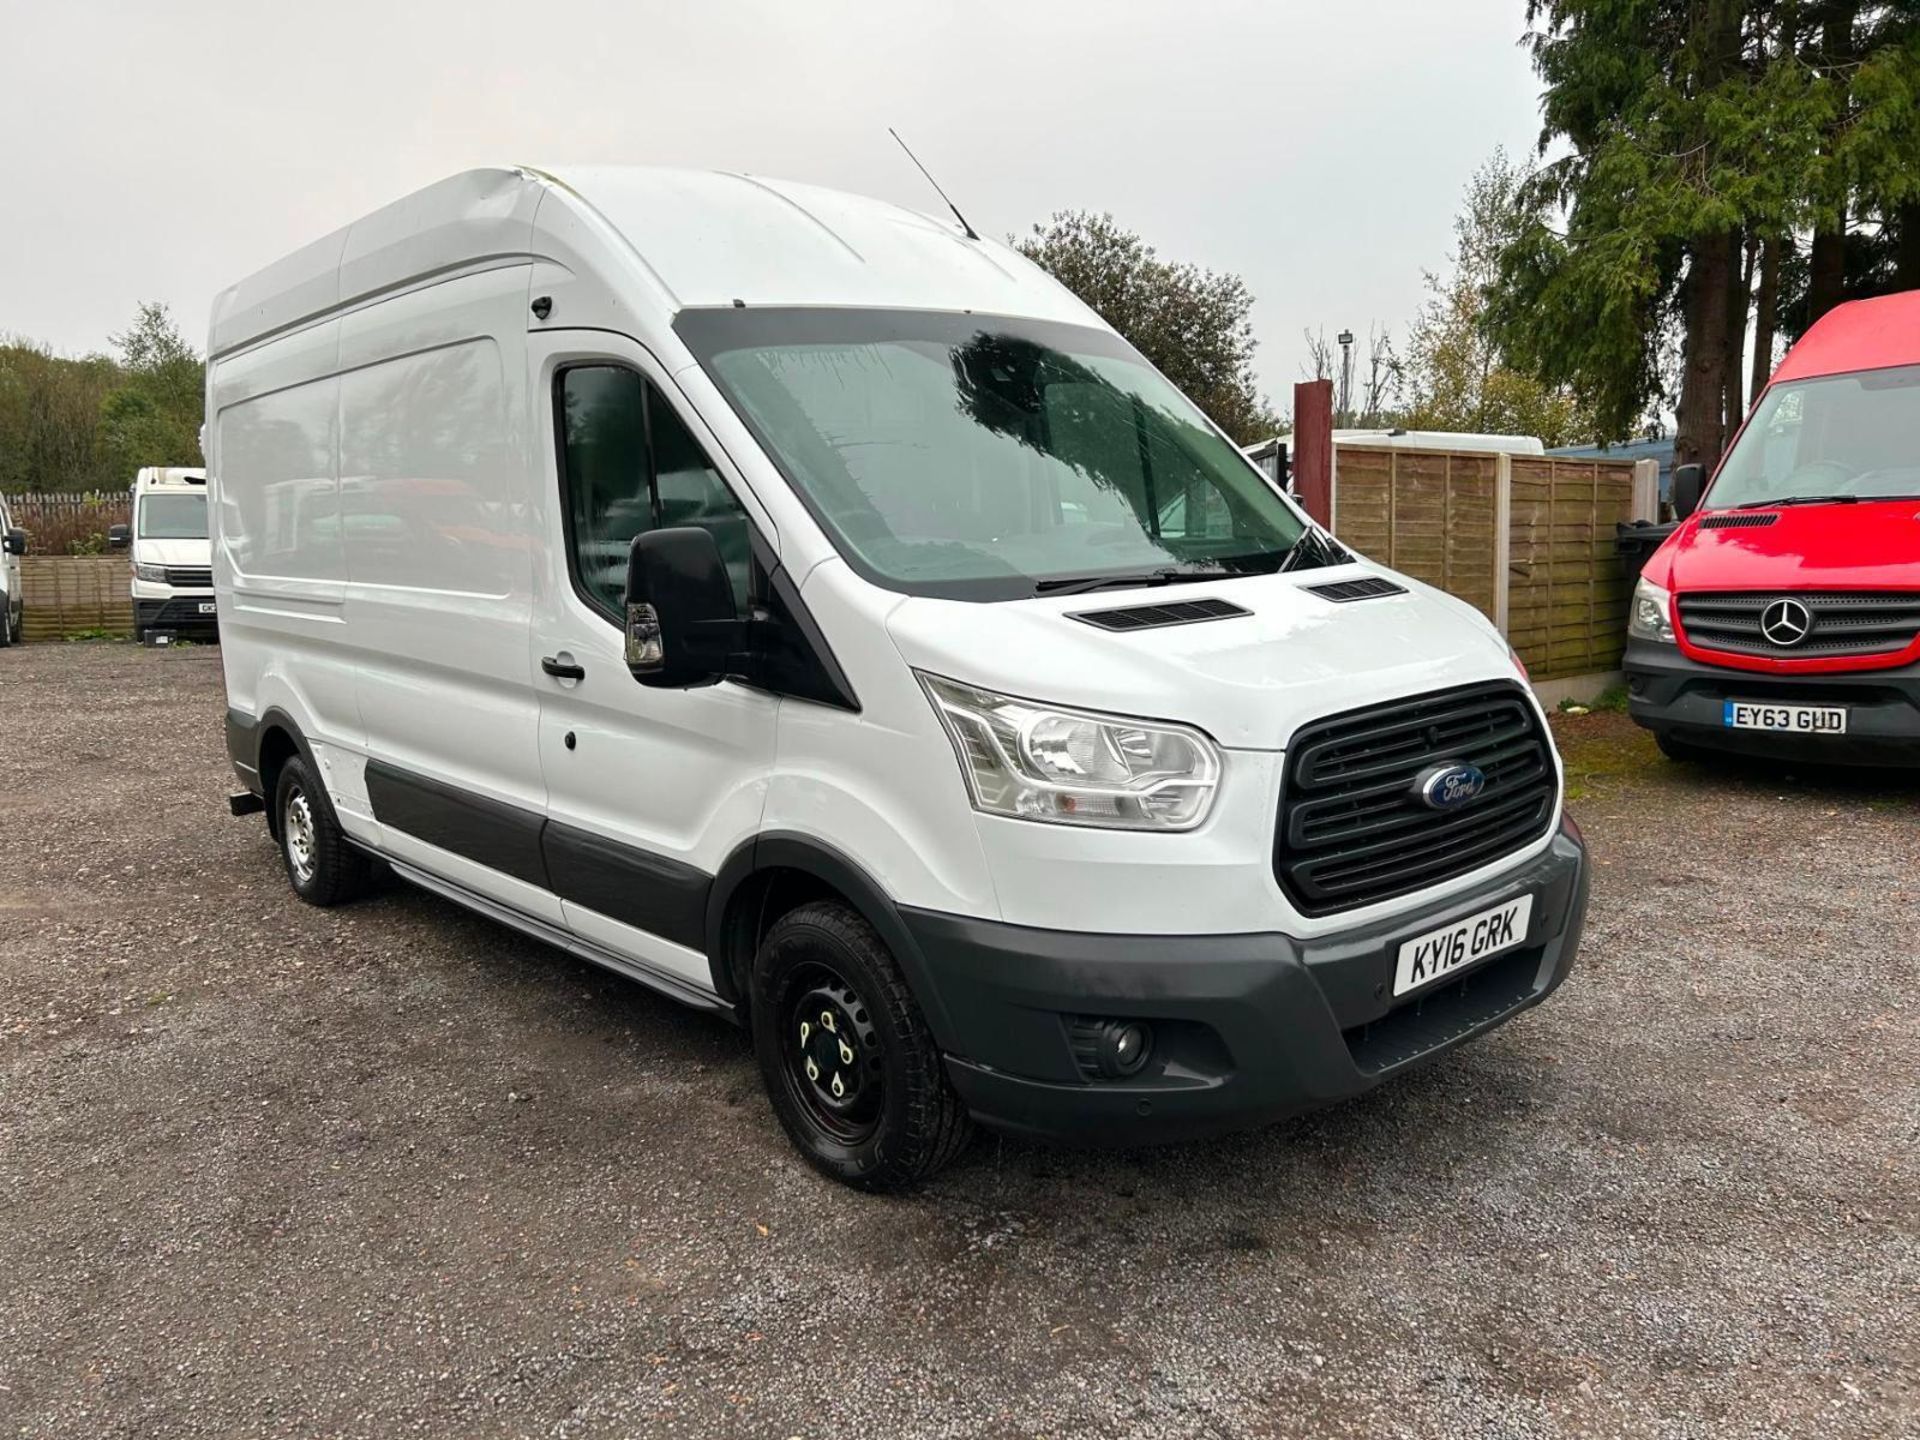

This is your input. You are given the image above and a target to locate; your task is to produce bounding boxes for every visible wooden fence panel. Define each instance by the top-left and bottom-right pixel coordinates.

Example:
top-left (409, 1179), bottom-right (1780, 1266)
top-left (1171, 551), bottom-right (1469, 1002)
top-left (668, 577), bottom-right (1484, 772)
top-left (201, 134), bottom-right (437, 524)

top-left (18, 556), bottom-right (132, 641)
top-left (1505, 457), bottom-right (1637, 680)
top-left (1332, 447), bottom-right (1499, 624)
top-left (1332, 447), bottom-right (1639, 682)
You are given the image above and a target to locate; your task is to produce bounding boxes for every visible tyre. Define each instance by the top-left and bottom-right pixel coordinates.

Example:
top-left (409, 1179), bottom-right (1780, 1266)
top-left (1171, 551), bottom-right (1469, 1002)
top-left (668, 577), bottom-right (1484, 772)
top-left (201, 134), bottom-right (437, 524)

top-left (273, 755), bottom-right (371, 907)
top-left (0, 594), bottom-right (12, 647)
top-left (751, 900), bottom-right (973, 1190)
top-left (1654, 730), bottom-right (1701, 763)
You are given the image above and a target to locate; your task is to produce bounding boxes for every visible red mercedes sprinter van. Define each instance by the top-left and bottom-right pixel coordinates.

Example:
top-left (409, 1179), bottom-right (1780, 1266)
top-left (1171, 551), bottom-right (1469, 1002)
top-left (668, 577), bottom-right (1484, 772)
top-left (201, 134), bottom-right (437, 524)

top-left (1626, 289), bottom-right (1920, 765)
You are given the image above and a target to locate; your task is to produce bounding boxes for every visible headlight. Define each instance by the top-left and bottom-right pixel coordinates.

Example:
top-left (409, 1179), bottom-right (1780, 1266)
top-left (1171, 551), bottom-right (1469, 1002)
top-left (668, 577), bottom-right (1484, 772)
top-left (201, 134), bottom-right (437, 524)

top-left (1628, 576), bottom-right (1676, 644)
top-left (133, 561), bottom-right (167, 583)
top-left (918, 674), bottom-right (1221, 830)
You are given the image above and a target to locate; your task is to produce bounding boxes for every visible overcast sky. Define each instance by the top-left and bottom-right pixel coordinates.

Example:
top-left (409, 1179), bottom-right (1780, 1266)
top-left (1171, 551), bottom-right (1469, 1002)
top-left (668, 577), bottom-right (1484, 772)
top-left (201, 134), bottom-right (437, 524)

top-left (0, 0), bottom-right (1544, 408)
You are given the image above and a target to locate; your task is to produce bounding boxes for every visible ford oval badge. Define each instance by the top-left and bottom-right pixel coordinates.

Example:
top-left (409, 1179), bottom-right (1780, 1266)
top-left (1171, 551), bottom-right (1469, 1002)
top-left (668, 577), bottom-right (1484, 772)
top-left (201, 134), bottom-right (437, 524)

top-left (1414, 762), bottom-right (1486, 811)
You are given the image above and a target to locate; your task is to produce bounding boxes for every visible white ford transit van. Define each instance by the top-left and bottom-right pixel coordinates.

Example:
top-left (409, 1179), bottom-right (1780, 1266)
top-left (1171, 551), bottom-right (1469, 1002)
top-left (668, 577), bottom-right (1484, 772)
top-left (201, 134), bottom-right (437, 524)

top-left (109, 467), bottom-right (216, 639)
top-left (211, 168), bottom-right (1589, 1188)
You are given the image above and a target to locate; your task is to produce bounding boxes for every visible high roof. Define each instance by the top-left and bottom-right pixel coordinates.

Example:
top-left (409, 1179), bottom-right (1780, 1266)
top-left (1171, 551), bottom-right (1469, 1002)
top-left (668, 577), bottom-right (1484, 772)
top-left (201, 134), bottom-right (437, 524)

top-left (1771, 288), bottom-right (1920, 385)
top-left (209, 166), bottom-right (1096, 359)
top-left (545, 166), bottom-right (1090, 322)
top-left (133, 466), bottom-right (207, 489)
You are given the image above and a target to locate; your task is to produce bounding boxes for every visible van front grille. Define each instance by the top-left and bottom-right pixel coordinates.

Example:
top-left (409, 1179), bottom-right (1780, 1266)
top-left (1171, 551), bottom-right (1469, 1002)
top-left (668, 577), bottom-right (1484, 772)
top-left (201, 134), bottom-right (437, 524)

top-left (1275, 682), bottom-right (1557, 917)
top-left (1677, 591), bottom-right (1920, 658)
top-left (163, 566), bottom-right (213, 588)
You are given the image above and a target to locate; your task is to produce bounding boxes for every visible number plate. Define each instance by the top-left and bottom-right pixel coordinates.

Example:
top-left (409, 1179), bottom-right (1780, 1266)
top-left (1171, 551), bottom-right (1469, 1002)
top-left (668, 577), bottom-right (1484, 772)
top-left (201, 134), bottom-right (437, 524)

top-left (1723, 701), bottom-right (1847, 734)
top-left (1393, 894), bottom-right (1534, 998)
top-left (198, 602), bottom-right (217, 615)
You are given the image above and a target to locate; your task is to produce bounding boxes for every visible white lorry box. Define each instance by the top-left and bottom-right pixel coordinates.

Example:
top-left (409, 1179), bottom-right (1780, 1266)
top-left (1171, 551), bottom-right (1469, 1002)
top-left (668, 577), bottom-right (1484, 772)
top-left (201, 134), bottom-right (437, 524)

top-left (210, 167), bottom-right (1589, 1188)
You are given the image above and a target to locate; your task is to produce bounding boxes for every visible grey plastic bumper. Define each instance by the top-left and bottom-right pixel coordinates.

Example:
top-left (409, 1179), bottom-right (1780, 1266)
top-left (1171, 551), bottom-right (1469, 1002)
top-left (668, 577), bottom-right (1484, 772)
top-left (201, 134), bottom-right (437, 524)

top-left (899, 819), bottom-right (1589, 1145)
top-left (1625, 639), bottom-right (1920, 766)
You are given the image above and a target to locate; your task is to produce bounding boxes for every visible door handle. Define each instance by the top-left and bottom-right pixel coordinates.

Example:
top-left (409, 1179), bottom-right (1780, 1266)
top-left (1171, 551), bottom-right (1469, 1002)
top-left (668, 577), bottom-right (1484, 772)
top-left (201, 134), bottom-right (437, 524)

top-left (541, 655), bottom-right (586, 681)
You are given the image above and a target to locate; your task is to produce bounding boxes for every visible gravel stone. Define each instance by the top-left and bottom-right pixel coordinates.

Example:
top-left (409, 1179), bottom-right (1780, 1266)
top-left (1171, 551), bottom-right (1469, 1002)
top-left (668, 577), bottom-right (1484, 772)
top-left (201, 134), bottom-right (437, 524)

top-left (1, 643), bottom-right (1914, 1438)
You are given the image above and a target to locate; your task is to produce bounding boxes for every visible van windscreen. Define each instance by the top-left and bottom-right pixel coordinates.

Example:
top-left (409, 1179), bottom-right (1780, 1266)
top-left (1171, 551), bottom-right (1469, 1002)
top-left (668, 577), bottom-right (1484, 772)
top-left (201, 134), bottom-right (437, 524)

top-left (1711, 362), bottom-right (1920, 508)
top-left (679, 308), bottom-right (1308, 600)
top-left (137, 492), bottom-right (208, 540)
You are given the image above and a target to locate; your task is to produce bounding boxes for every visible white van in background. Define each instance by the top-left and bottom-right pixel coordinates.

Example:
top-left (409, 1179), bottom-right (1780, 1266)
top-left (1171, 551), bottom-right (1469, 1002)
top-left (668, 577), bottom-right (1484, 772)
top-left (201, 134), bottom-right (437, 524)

top-left (211, 167), bottom-right (1589, 1189)
top-left (0, 492), bottom-right (25, 647)
top-left (109, 467), bottom-right (216, 640)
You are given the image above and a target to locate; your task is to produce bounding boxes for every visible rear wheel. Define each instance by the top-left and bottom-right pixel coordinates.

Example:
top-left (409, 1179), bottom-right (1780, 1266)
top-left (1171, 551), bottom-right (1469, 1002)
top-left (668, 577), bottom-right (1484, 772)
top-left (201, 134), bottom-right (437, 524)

top-left (274, 756), bottom-right (371, 906)
top-left (751, 900), bottom-right (973, 1190)
top-left (0, 593), bottom-right (13, 647)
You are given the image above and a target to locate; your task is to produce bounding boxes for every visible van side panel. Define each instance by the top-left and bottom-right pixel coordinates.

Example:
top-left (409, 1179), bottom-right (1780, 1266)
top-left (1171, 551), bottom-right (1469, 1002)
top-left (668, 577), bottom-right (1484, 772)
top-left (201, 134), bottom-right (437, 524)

top-left (336, 266), bottom-right (541, 817)
top-left (211, 317), bottom-right (359, 759)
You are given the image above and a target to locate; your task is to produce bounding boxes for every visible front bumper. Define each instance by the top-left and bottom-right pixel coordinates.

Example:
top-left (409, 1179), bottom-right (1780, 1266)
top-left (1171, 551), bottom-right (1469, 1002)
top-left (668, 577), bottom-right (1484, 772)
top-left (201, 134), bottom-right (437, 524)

top-left (1625, 640), bottom-right (1920, 766)
top-left (899, 819), bottom-right (1588, 1145)
top-left (134, 595), bottom-right (219, 637)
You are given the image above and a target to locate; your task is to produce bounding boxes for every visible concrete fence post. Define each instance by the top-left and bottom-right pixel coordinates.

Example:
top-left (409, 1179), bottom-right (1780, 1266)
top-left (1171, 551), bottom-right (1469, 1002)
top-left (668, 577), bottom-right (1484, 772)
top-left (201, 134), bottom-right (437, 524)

top-left (1493, 452), bottom-right (1513, 637)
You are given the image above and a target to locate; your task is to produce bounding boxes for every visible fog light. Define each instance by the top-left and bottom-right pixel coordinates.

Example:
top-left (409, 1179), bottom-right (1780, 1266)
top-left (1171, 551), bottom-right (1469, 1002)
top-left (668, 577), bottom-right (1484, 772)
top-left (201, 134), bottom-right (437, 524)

top-left (1068, 1017), bottom-right (1154, 1080)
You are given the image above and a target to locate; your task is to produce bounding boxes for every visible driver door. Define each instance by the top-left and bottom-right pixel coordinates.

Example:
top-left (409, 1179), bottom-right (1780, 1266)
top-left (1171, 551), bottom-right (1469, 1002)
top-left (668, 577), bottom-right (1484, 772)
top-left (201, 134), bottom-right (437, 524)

top-left (527, 331), bottom-right (779, 994)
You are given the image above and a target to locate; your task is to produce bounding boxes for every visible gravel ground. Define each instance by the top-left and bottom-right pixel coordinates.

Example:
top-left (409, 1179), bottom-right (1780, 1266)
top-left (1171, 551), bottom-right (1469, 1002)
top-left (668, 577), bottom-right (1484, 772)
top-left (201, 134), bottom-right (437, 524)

top-left (1, 643), bottom-right (1915, 1440)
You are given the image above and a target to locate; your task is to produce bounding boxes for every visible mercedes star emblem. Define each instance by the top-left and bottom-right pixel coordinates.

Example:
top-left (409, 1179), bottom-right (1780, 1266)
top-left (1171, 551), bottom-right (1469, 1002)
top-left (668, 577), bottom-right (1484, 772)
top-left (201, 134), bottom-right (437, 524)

top-left (1759, 597), bottom-right (1812, 647)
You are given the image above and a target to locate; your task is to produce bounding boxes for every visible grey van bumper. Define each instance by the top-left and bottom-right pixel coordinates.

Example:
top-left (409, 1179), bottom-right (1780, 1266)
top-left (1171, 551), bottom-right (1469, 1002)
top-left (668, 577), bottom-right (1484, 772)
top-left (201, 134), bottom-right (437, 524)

top-left (900, 819), bottom-right (1588, 1145)
top-left (1625, 639), bottom-right (1920, 766)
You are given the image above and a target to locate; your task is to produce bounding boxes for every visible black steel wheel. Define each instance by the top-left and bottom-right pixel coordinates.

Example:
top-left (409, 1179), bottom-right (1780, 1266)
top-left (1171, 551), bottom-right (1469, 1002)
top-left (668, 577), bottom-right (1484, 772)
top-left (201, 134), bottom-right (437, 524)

top-left (751, 900), bottom-right (972, 1190)
top-left (780, 968), bottom-right (885, 1144)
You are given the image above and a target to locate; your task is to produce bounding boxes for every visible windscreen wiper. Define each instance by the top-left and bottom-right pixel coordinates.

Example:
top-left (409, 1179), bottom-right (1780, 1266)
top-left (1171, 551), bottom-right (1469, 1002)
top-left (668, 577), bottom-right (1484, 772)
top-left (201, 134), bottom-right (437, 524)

top-left (1276, 525), bottom-right (1350, 573)
top-left (1734, 494), bottom-right (1860, 509)
top-left (1034, 566), bottom-right (1235, 597)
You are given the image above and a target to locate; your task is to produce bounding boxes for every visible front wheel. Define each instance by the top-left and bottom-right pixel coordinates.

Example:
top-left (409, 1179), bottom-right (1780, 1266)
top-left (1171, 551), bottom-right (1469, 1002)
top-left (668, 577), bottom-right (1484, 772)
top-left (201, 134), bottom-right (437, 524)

top-left (1654, 730), bottom-right (1703, 763)
top-left (751, 901), bottom-right (973, 1190)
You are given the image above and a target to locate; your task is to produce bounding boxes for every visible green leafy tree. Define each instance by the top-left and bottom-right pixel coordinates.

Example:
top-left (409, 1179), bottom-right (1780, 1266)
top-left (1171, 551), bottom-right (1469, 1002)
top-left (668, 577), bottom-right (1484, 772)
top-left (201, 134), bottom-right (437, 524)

top-left (0, 339), bottom-right (123, 493)
top-left (1401, 151), bottom-right (1596, 446)
top-left (98, 302), bottom-right (204, 480)
top-left (1489, 1), bottom-right (1920, 465)
top-left (111, 301), bottom-right (198, 371)
top-left (1016, 212), bottom-right (1283, 445)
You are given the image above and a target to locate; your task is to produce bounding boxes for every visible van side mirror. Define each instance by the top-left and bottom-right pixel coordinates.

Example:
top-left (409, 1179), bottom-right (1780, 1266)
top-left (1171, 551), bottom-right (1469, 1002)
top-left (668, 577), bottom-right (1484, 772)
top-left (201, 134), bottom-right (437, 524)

top-left (107, 523), bottom-right (131, 550)
top-left (2, 528), bottom-right (24, 557)
top-left (1672, 463), bottom-right (1704, 520)
top-left (623, 526), bottom-right (739, 687)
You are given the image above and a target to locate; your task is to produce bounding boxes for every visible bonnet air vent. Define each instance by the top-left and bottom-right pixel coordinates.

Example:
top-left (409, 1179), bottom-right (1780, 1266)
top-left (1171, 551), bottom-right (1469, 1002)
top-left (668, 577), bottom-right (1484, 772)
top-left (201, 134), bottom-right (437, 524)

top-left (1700, 512), bottom-right (1779, 529)
top-left (1306, 576), bottom-right (1408, 603)
top-left (1070, 597), bottom-right (1251, 632)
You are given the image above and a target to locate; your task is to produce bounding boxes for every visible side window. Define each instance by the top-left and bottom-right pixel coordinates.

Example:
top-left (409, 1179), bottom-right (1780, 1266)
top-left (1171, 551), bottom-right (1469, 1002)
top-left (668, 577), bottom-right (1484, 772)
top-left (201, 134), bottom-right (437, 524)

top-left (558, 365), bottom-right (752, 617)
